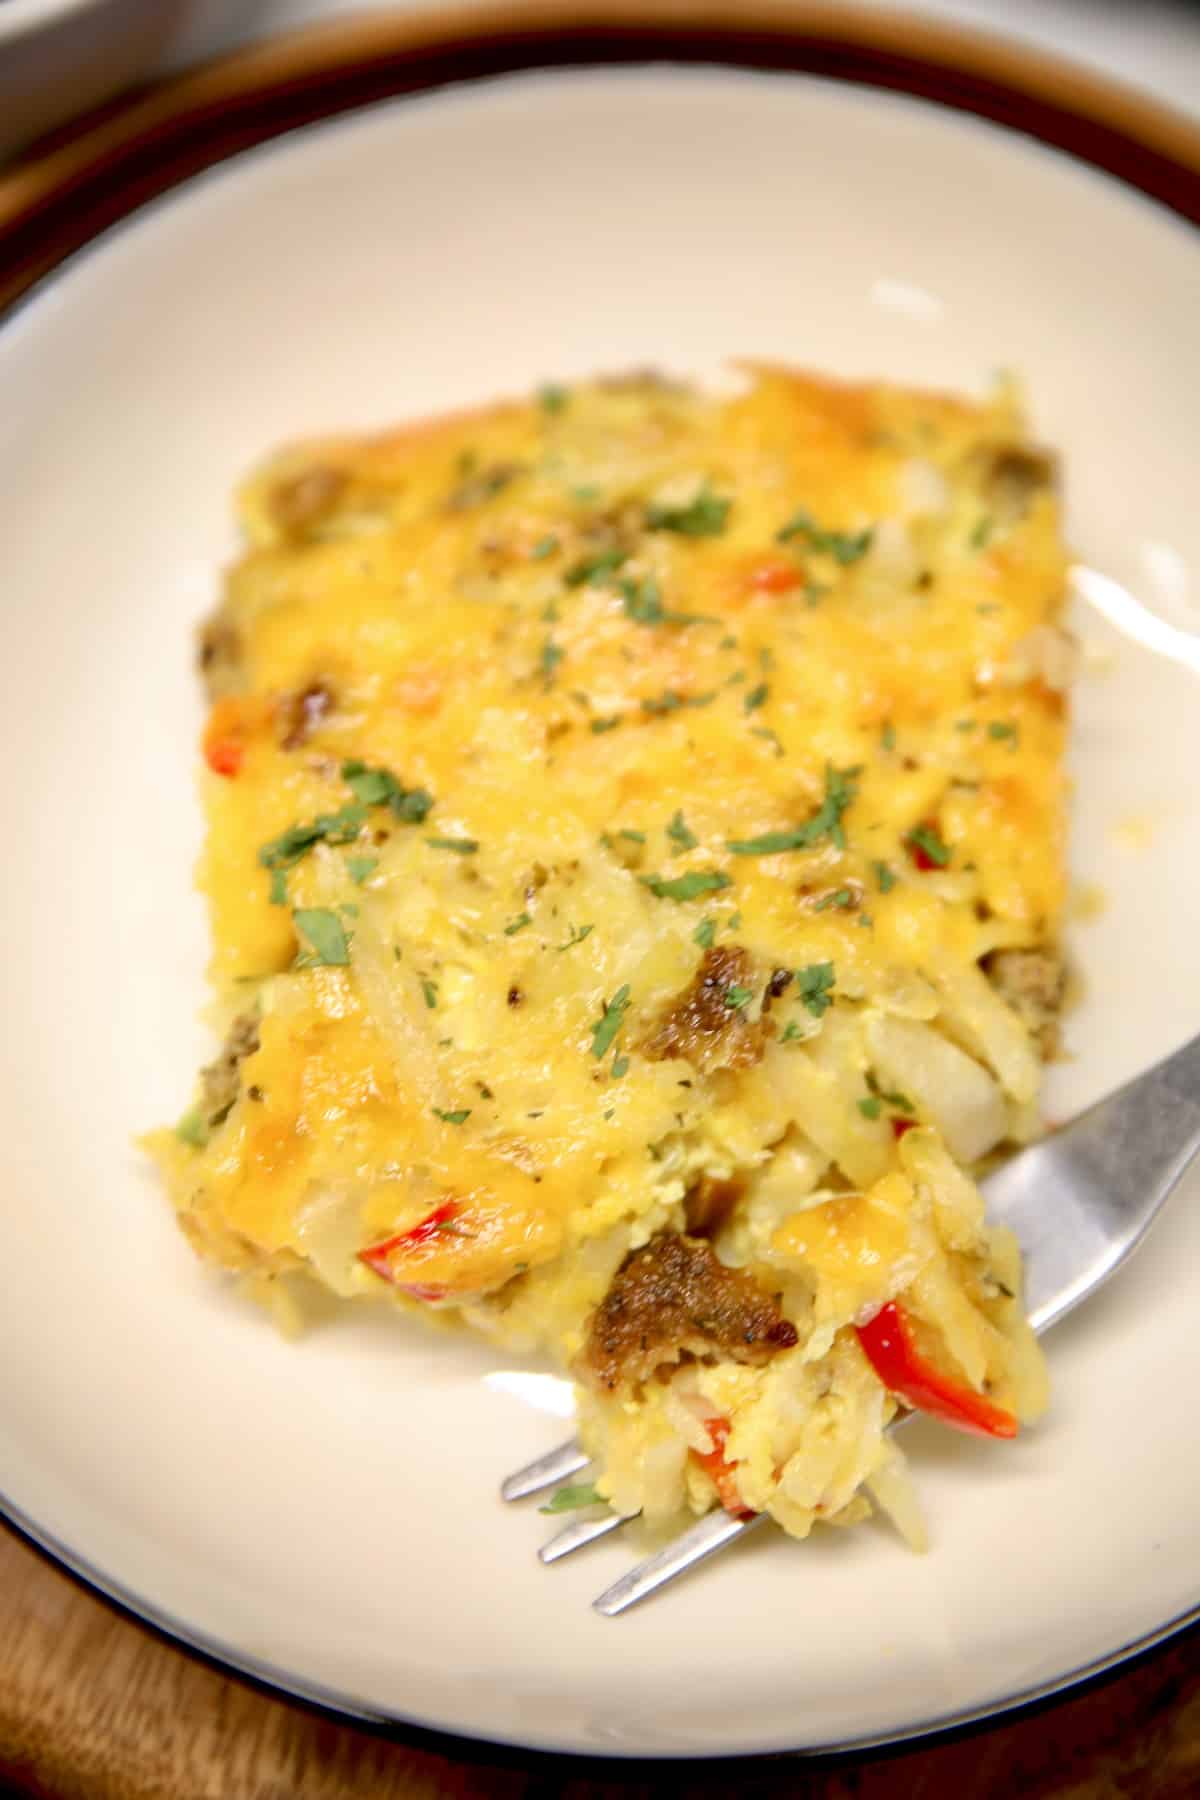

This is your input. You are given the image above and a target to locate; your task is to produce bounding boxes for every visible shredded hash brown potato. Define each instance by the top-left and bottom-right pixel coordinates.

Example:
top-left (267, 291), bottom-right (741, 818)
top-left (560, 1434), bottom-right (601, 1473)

top-left (149, 365), bottom-right (1067, 1546)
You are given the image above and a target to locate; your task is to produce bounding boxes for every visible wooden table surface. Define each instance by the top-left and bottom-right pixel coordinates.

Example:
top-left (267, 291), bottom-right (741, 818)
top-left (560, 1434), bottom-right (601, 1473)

top-left (3, 1519), bottom-right (1199, 1799)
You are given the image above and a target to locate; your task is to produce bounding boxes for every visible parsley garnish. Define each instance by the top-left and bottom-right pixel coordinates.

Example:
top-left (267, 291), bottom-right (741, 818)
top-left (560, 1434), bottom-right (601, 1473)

top-left (723, 985), bottom-right (754, 1010)
top-left (956, 719), bottom-right (978, 733)
top-left (970, 514), bottom-right (993, 549)
top-left (432, 1107), bottom-right (471, 1125)
top-left (420, 977), bottom-right (438, 1009)
top-left (988, 720), bottom-right (1020, 747)
top-left (777, 508), bottom-right (873, 565)
top-left (869, 1073), bottom-right (916, 1114)
top-left (873, 860), bottom-right (896, 894)
top-left (727, 764), bottom-right (859, 856)
top-left (906, 823), bottom-right (952, 867)
top-left (857, 1095), bottom-right (883, 1120)
top-left (881, 720), bottom-right (896, 752)
top-left (619, 829), bottom-right (646, 844)
top-left (641, 690), bottom-right (717, 716)
top-left (780, 1020), bottom-right (804, 1043)
top-left (175, 1107), bottom-right (208, 1149)
top-left (590, 715), bottom-right (621, 734)
top-left (530, 534), bottom-right (559, 561)
top-left (795, 961), bottom-right (836, 1017)
top-left (620, 576), bottom-right (712, 628)
top-left (504, 912), bottom-right (532, 936)
top-left (565, 547), bottom-right (628, 588)
top-left (293, 908), bottom-right (351, 967)
top-left (259, 805), bottom-right (365, 890)
top-left (645, 484), bottom-right (730, 537)
top-left (611, 1053), bottom-right (630, 1080)
top-left (640, 870), bottom-right (732, 902)
top-left (538, 383), bottom-right (569, 415)
top-left (558, 923), bottom-right (594, 951)
top-left (426, 836), bottom-right (479, 854)
top-left (540, 638), bottom-right (564, 683)
top-left (743, 682), bottom-right (769, 714)
top-left (693, 917), bottom-right (717, 948)
top-left (590, 985), bottom-right (631, 1059)
top-left (341, 761), bottom-right (433, 822)
top-left (814, 887), bottom-right (855, 911)
top-left (667, 809), bottom-right (697, 851)
top-left (539, 1482), bottom-right (603, 1515)
top-left (347, 855), bottom-right (378, 885)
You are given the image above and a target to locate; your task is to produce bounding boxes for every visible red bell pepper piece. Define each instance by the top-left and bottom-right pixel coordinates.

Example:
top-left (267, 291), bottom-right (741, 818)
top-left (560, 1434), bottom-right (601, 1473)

top-left (747, 559), bottom-right (803, 595)
top-left (691, 1416), bottom-right (754, 1517)
top-left (204, 738), bottom-right (244, 777)
top-left (857, 1301), bottom-right (1018, 1439)
top-left (891, 1117), bottom-right (916, 1140)
top-left (358, 1200), bottom-right (460, 1285)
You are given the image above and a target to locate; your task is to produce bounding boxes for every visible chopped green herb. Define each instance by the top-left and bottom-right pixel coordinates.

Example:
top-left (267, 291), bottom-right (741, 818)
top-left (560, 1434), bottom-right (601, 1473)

top-left (777, 508), bottom-right (873, 565)
top-left (564, 547), bottom-right (628, 588)
top-left (640, 870), bottom-right (732, 902)
top-left (795, 961), bottom-right (836, 1018)
top-left (611, 1054), bottom-right (630, 1080)
top-left (538, 383), bottom-right (569, 415)
top-left (751, 725), bottom-right (785, 757)
top-left (641, 690), bottom-right (717, 716)
top-left (858, 911), bottom-right (874, 928)
top-left (504, 912), bottom-right (532, 936)
top-left (956, 719), bottom-right (978, 733)
top-left (341, 760), bottom-right (433, 822)
top-left (268, 867), bottom-right (289, 906)
top-left (293, 908), bottom-right (351, 967)
top-left (426, 836), bottom-right (479, 854)
top-left (590, 985), bottom-right (631, 1060)
top-left (539, 1482), bottom-right (603, 1515)
top-left (693, 917), bottom-right (717, 949)
top-left (620, 576), bottom-right (713, 628)
top-left (906, 823), bottom-right (952, 867)
top-left (540, 638), bottom-right (564, 683)
top-left (970, 514), bottom-right (993, 550)
top-left (667, 809), bottom-right (698, 851)
top-left (420, 976), bottom-right (438, 1009)
top-left (857, 1095), bottom-right (883, 1120)
top-left (881, 720), bottom-right (896, 752)
top-left (645, 484), bottom-right (731, 537)
top-left (432, 1107), bottom-right (471, 1125)
top-left (619, 828), bottom-right (646, 844)
top-left (727, 911), bottom-right (742, 931)
top-left (814, 887), bottom-right (855, 912)
top-left (723, 984), bottom-right (754, 1010)
top-left (988, 720), bottom-right (1020, 746)
top-left (558, 923), bottom-right (594, 951)
top-left (727, 764), bottom-right (859, 856)
top-left (873, 860), bottom-right (896, 894)
top-left (259, 804), bottom-right (366, 877)
top-left (719, 634), bottom-right (738, 650)
top-left (590, 715), bottom-right (622, 734)
top-left (743, 681), bottom-right (769, 714)
top-left (347, 855), bottom-right (378, 885)
top-left (530, 533), bottom-right (559, 561)
top-left (780, 1020), bottom-right (804, 1043)
top-left (175, 1107), bottom-right (208, 1149)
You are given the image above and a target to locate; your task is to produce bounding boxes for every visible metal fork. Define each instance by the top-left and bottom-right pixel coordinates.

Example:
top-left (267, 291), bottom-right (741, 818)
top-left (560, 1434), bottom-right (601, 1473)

top-left (501, 1031), bottom-right (1200, 1614)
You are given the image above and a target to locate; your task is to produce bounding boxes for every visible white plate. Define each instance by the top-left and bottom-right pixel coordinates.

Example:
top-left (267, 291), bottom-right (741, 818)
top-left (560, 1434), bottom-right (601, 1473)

top-left (2, 65), bottom-right (1199, 1759)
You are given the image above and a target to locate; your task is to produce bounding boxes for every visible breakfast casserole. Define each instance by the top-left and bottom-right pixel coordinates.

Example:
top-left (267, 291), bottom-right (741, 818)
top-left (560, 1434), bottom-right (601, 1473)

top-left (149, 365), bottom-right (1069, 1546)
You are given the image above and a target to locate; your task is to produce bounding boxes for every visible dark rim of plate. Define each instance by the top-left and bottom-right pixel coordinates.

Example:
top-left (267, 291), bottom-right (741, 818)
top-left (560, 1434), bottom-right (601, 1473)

top-left (0, 0), bottom-right (1197, 1764)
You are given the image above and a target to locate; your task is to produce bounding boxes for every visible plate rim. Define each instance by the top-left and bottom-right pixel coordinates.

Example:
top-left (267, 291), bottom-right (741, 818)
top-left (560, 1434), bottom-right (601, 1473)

top-left (1, 3), bottom-right (1198, 1761)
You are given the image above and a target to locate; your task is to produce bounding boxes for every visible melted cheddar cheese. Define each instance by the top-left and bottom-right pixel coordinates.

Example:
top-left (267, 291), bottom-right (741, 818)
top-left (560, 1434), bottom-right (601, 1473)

top-left (151, 367), bottom-right (1066, 1541)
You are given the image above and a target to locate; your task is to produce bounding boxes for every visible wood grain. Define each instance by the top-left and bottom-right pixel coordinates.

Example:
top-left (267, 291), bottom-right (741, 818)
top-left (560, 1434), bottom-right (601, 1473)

top-left (3, 1519), bottom-right (1200, 1797)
